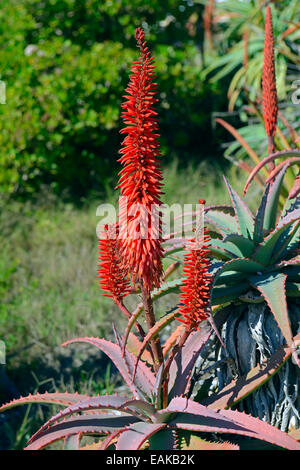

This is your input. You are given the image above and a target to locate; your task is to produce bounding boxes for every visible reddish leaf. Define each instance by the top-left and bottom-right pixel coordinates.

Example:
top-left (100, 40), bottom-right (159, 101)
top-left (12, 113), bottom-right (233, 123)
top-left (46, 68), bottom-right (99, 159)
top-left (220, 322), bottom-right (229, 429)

top-left (0, 392), bottom-right (89, 413)
top-left (116, 422), bottom-right (167, 450)
top-left (26, 414), bottom-right (140, 450)
top-left (62, 337), bottom-right (155, 398)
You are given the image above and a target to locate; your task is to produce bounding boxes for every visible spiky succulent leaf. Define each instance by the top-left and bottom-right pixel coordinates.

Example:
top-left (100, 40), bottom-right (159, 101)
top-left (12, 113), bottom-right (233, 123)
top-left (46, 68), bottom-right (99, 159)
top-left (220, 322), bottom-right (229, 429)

top-left (263, 165), bottom-right (289, 232)
top-left (0, 392), bottom-right (89, 413)
top-left (168, 326), bottom-right (213, 400)
top-left (205, 210), bottom-right (239, 236)
top-left (249, 272), bottom-right (300, 367)
top-left (26, 414), bottom-right (140, 450)
top-left (253, 214), bottom-right (300, 266)
top-left (271, 221), bottom-right (300, 264)
top-left (253, 182), bottom-right (271, 244)
top-left (126, 333), bottom-right (153, 366)
top-left (211, 282), bottom-right (250, 305)
top-left (180, 435), bottom-right (239, 450)
top-left (224, 176), bottom-right (254, 238)
top-left (28, 394), bottom-right (149, 444)
top-left (161, 397), bottom-right (300, 450)
top-left (148, 430), bottom-right (177, 450)
top-left (243, 150), bottom-right (300, 195)
top-left (203, 332), bottom-right (300, 409)
top-left (222, 234), bottom-right (255, 258)
top-left (116, 422), bottom-right (167, 450)
top-left (62, 337), bottom-right (155, 399)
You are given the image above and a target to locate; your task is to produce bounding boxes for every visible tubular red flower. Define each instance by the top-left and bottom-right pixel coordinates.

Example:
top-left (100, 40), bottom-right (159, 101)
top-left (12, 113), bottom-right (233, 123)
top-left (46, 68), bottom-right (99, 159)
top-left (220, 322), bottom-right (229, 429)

top-left (262, 6), bottom-right (278, 147)
top-left (117, 27), bottom-right (163, 291)
top-left (98, 224), bottom-right (131, 301)
top-left (178, 229), bottom-right (212, 329)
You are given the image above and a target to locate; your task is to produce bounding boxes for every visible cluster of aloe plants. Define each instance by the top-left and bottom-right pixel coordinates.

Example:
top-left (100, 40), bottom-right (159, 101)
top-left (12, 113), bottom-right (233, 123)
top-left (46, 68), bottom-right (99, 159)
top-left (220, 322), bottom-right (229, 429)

top-left (0, 9), bottom-right (299, 451)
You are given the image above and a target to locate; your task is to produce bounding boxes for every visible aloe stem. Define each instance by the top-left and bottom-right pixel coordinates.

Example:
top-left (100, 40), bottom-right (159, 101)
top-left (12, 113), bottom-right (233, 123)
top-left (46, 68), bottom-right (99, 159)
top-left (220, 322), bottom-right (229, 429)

top-left (140, 283), bottom-right (164, 374)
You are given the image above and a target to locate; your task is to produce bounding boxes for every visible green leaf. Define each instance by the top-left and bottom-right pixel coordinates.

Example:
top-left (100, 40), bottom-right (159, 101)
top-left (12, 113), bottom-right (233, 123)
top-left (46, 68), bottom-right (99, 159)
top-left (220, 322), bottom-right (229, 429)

top-left (263, 165), bottom-right (289, 232)
top-left (223, 177), bottom-right (254, 238)
top-left (223, 234), bottom-right (255, 257)
top-left (253, 183), bottom-right (271, 244)
top-left (211, 282), bottom-right (250, 305)
top-left (213, 259), bottom-right (265, 290)
top-left (253, 214), bottom-right (300, 265)
top-left (205, 210), bottom-right (239, 235)
top-left (249, 273), bottom-right (299, 366)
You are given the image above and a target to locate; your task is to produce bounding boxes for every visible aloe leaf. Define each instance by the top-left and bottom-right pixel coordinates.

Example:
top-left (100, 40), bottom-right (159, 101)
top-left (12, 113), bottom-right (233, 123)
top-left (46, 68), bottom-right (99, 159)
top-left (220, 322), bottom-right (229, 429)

top-left (203, 332), bottom-right (300, 409)
top-left (162, 325), bottom-right (185, 358)
top-left (213, 259), bottom-right (265, 290)
top-left (205, 210), bottom-right (239, 235)
top-left (253, 213), bottom-right (300, 265)
top-left (223, 234), bottom-right (255, 257)
top-left (253, 183), bottom-right (271, 244)
top-left (99, 429), bottom-right (125, 450)
top-left (28, 395), bottom-right (142, 442)
top-left (271, 221), bottom-right (300, 264)
top-left (26, 414), bottom-right (140, 450)
top-left (116, 422), bottom-right (167, 450)
top-left (148, 430), bottom-right (177, 450)
top-left (209, 241), bottom-right (239, 261)
top-left (288, 173), bottom-right (300, 200)
top-left (163, 398), bottom-right (300, 450)
top-left (126, 333), bottom-right (153, 365)
top-left (286, 282), bottom-right (300, 297)
top-left (243, 150), bottom-right (300, 195)
top-left (266, 157), bottom-right (300, 184)
top-left (0, 392), bottom-right (89, 413)
top-left (167, 326), bottom-right (214, 400)
top-left (216, 118), bottom-right (263, 169)
top-left (223, 177), bottom-right (254, 238)
top-left (263, 165), bottom-right (289, 232)
top-left (249, 272), bottom-right (299, 366)
top-left (180, 435), bottom-right (239, 450)
top-left (211, 282), bottom-right (250, 305)
top-left (62, 337), bottom-right (155, 398)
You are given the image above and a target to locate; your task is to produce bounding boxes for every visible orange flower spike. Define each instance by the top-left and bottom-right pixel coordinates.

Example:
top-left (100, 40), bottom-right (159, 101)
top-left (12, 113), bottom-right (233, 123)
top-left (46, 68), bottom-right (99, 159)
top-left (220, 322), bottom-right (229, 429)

top-left (97, 224), bottom-right (131, 302)
top-left (117, 27), bottom-right (163, 291)
top-left (178, 228), bottom-right (213, 330)
top-left (262, 6), bottom-right (278, 154)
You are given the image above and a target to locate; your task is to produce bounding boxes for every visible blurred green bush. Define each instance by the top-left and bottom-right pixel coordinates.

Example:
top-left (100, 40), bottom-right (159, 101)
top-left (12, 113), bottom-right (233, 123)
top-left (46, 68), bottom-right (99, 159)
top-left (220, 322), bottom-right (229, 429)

top-left (0, 0), bottom-right (225, 198)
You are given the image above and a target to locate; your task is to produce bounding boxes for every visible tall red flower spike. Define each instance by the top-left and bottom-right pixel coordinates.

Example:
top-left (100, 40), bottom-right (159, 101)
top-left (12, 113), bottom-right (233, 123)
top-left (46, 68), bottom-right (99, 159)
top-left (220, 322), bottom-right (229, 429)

top-left (262, 5), bottom-right (278, 154)
top-left (98, 224), bottom-right (131, 302)
top-left (178, 228), bottom-right (212, 330)
top-left (117, 27), bottom-right (163, 291)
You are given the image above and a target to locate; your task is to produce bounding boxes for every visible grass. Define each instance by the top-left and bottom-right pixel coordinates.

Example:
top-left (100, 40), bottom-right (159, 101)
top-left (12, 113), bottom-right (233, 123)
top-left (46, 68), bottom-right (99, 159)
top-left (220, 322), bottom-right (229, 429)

top-left (0, 160), bottom-right (254, 449)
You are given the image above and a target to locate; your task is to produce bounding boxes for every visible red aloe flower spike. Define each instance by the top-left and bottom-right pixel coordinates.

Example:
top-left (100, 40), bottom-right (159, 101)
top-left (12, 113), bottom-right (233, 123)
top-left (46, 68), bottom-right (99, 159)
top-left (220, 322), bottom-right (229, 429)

top-left (178, 227), bottom-right (213, 330)
top-left (97, 224), bottom-right (131, 302)
top-left (117, 27), bottom-right (164, 292)
top-left (262, 5), bottom-right (278, 155)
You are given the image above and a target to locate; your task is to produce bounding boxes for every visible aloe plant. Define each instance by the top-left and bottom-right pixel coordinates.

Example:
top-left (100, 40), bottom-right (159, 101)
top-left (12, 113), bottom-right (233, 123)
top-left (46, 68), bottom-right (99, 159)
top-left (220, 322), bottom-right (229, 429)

top-left (1, 24), bottom-right (299, 452)
top-left (1, 321), bottom-right (300, 450)
top-left (189, 167), bottom-right (300, 432)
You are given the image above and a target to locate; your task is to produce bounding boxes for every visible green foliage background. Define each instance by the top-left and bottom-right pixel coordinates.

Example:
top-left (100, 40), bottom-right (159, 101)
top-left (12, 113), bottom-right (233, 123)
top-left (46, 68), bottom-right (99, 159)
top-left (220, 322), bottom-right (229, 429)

top-left (0, 0), bottom-right (226, 198)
